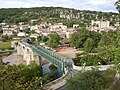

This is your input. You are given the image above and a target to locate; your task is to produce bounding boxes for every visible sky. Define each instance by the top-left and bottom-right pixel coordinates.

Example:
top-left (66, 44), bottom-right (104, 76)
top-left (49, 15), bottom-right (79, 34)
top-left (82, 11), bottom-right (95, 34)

top-left (0, 0), bottom-right (118, 12)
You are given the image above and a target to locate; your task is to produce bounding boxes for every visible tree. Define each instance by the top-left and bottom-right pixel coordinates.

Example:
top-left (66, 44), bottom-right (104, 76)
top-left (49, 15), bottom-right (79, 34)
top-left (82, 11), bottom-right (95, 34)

top-left (70, 28), bottom-right (89, 48)
top-left (98, 30), bottom-right (120, 48)
top-left (47, 33), bottom-right (60, 48)
top-left (30, 30), bottom-right (35, 34)
top-left (70, 28), bottom-right (101, 49)
top-left (42, 36), bottom-right (48, 42)
top-left (63, 20), bottom-right (74, 28)
top-left (0, 28), bottom-right (3, 33)
top-left (1, 35), bottom-right (11, 42)
top-left (49, 64), bottom-right (58, 79)
top-left (30, 37), bottom-right (36, 42)
top-left (66, 69), bottom-right (110, 90)
top-left (89, 31), bottom-right (101, 48)
top-left (115, 0), bottom-right (120, 13)
top-left (80, 54), bottom-right (101, 66)
top-left (83, 38), bottom-right (94, 52)
top-left (98, 45), bottom-right (116, 65)
top-left (0, 61), bottom-right (43, 90)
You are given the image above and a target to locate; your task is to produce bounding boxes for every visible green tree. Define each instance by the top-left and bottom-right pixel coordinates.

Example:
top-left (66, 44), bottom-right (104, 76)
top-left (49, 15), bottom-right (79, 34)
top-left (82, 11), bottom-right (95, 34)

top-left (98, 45), bottom-right (116, 65)
top-left (42, 36), bottom-right (48, 42)
top-left (1, 35), bottom-right (11, 42)
top-left (115, 0), bottom-right (120, 13)
top-left (70, 28), bottom-right (89, 48)
top-left (98, 30), bottom-right (120, 48)
top-left (89, 31), bottom-right (101, 48)
top-left (49, 64), bottom-right (58, 79)
top-left (0, 28), bottom-right (3, 33)
top-left (83, 38), bottom-right (94, 52)
top-left (63, 20), bottom-right (74, 27)
top-left (47, 33), bottom-right (60, 48)
top-left (80, 54), bottom-right (101, 66)
top-left (0, 61), bottom-right (43, 90)
top-left (66, 69), bottom-right (109, 90)
top-left (30, 37), bottom-right (36, 42)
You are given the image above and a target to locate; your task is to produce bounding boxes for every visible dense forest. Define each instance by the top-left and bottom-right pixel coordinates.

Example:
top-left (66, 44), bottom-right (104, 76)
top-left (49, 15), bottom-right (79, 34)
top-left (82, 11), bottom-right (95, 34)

top-left (0, 7), bottom-right (119, 26)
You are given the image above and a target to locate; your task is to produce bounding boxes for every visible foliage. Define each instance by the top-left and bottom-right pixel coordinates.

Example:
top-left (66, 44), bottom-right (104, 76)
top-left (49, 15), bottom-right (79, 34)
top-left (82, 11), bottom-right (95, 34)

top-left (49, 64), bottom-right (57, 71)
top-left (0, 61), bottom-right (43, 90)
top-left (73, 54), bottom-right (102, 66)
top-left (83, 38), bottom-right (94, 52)
top-left (23, 29), bottom-right (35, 34)
top-left (0, 28), bottom-right (3, 33)
top-left (0, 42), bottom-right (11, 50)
top-left (47, 32), bottom-right (60, 48)
top-left (97, 45), bottom-right (117, 65)
top-left (63, 20), bottom-right (74, 27)
top-left (66, 69), bottom-right (111, 90)
top-left (49, 64), bottom-right (59, 79)
top-left (0, 7), bottom-right (119, 26)
top-left (70, 28), bottom-right (101, 50)
top-left (115, 0), bottom-right (120, 13)
top-left (97, 30), bottom-right (120, 65)
top-left (1, 35), bottom-right (11, 42)
top-left (70, 28), bottom-right (89, 48)
top-left (60, 38), bottom-right (70, 44)
top-left (42, 36), bottom-right (49, 43)
top-left (37, 36), bottom-right (42, 42)
top-left (98, 30), bottom-right (119, 47)
top-left (73, 29), bottom-right (120, 66)
top-left (30, 37), bottom-right (36, 42)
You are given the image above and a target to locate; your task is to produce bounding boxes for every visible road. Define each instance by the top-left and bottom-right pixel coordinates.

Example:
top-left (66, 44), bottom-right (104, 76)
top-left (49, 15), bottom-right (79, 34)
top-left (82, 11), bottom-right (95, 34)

top-left (51, 68), bottom-right (78, 90)
top-left (52, 47), bottom-right (79, 90)
top-left (56, 85), bottom-right (66, 90)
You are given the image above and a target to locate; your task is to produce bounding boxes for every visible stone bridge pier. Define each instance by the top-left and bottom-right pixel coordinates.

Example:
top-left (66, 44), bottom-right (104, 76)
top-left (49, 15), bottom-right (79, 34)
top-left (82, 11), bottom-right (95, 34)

top-left (17, 42), bottom-right (41, 65)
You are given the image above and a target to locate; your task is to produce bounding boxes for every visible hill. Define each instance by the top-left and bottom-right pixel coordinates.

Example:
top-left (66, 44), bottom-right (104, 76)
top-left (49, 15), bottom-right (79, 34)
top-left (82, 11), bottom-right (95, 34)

top-left (0, 7), bottom-right (119, 26)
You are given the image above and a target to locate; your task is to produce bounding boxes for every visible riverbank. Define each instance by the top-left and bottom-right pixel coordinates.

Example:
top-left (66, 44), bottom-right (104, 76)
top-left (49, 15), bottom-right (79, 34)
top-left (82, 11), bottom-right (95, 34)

top-left (2, 52), bottom-right (26, 65)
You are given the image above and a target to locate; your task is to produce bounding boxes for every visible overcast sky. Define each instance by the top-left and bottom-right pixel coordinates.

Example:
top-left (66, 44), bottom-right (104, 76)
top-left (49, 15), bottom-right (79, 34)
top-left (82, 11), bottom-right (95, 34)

top-left (0, 0), bottom-right (118, 12)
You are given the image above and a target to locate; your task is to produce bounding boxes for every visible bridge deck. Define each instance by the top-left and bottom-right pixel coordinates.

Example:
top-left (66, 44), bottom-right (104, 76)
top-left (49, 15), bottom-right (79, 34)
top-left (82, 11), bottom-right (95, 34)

top-left (20, 41), bottom-right (72, 72)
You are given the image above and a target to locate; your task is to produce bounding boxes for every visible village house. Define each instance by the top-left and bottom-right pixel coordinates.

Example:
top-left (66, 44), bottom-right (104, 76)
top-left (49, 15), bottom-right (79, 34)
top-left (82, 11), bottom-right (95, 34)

top-left (65, 28), bottom-right (76, 39)
top-left (41, 30), bottom-right (50, 36)
top-left (73, 24), bottom-right (79, 28)
top-left (30, 33), bottom-right (39, 41)
top-left (19, 25), bottom-right (30, 30)
top-left (90, 20), bottom-right (114, 31)
top-left (3, 29), bottom-right (13, 36)
top-left (49, 23), bottom-right (67, 32)
top-left (2, 25), bottom-right (14, 36)
top-left (30, 25), bottom-right (41, 31)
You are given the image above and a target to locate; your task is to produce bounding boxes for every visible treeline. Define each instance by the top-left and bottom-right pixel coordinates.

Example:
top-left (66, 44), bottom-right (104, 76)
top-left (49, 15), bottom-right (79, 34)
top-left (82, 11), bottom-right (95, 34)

top-left (0, 7), bottom-right (119, 26)
top-left (71, 28), bottom-right (120, 66)
top-left (0, 61), bottom-right (59, 90)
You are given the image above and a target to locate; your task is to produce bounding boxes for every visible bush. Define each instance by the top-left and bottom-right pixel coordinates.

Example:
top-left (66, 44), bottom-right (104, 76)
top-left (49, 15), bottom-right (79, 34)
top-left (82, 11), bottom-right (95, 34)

top-left (73, 54), bottom-right (103, 66)
top-left (0, 42), bottom-right (11, 50)
top-left (66, 69), bottom-right (111, 90)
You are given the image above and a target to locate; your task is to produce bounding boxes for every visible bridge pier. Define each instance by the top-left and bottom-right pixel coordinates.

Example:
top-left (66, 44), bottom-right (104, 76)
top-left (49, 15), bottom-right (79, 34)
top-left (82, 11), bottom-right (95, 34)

top-left (17, 43), bottom-right (41, 65)
top-left (16, 40), bottom-right (72, 76)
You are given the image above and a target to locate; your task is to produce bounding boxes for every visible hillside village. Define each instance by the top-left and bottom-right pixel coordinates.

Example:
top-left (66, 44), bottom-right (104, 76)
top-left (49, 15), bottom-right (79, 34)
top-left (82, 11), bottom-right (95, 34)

top-left (0, 1), bottom-right (120, 89)
top-left (0, 19), bottom-right (119, 40)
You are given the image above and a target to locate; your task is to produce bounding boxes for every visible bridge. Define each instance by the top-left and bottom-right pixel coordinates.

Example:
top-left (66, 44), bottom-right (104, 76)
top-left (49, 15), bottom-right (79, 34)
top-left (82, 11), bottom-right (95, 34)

top-left (16, 39), bottom-right (72, 74)
top-left (16, 39), bottom-right (113, 90)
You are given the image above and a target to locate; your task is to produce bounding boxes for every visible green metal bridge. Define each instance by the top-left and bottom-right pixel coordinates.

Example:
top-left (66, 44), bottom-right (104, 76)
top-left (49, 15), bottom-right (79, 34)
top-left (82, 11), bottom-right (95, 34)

top-left (20, 40), bottom-right (72, 73)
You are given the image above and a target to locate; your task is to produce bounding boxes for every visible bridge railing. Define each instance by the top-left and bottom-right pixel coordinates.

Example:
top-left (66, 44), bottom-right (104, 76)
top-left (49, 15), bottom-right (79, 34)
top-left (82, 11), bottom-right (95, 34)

top-left (20, 40), bottom-right (72, 68)
top-left (21, 41), bottom-right (70, 61)
top-left (32, 46), bottom-right (63, 66)
top-left (34, 45), bottom-right (67, 62)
